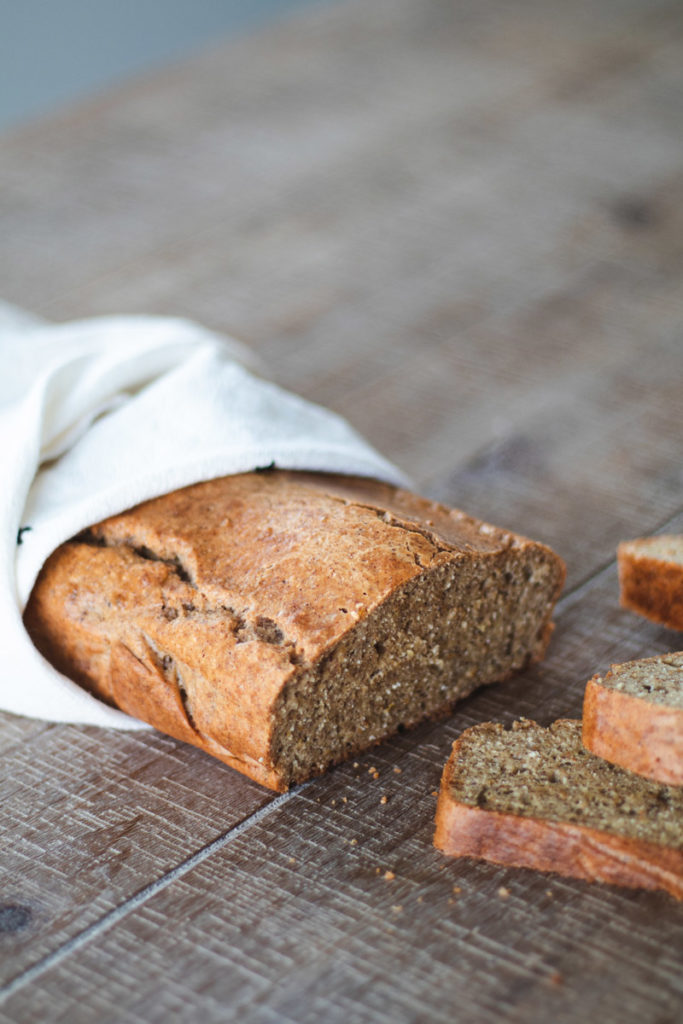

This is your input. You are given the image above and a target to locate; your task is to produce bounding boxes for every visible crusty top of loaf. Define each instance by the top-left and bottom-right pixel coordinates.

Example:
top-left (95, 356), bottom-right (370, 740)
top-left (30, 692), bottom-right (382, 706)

top-left (81, 471), bottom-right (540, 660)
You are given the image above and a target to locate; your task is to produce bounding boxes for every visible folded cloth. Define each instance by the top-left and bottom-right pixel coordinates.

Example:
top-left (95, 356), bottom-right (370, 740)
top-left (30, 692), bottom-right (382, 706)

top-left (0, 309), bottom-right (408, 728)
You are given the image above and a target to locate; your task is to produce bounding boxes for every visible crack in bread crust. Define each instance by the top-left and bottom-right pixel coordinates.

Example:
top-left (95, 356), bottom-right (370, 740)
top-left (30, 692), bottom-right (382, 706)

top-left (74, 527), bottom-right (308, 671)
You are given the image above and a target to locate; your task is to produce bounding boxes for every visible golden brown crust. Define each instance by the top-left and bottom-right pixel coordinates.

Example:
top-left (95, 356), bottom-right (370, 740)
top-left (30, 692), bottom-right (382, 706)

top-left (24, 471), bottom-right (565, 790)
top-left (618, 539), bottom-right (683, 630)
top-left (583, 675), bottom-right (683, 786)
top-left (434, 737), bottom-right (683, 899)
top-left (25, 542), bottom-right (289, 789)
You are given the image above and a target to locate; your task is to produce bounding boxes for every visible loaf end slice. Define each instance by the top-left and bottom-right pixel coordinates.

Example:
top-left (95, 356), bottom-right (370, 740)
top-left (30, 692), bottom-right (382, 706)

top-left (618, 535), bottom-right (683, 630)
top-left (24, 471), bottom-right (565, 791)
top-left (434, 719), bottom-right (683, 898)
top-left (583, 652), bottom-right (683, 785)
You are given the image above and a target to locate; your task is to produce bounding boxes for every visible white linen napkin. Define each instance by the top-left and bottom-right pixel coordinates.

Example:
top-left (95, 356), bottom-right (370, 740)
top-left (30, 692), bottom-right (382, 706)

top-left (0, 308), bottom-right (408, 728)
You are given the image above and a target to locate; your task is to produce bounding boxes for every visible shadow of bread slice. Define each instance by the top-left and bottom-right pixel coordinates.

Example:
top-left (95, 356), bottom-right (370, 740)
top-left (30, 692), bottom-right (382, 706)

top-left (618, 535), bottom-right (683, 630)
top-left (434, 719), bottom-right (683, 898)
top-left (583, 653), bottom-right (683, 785)
top-left (24, 470), bottom-right (564, 791)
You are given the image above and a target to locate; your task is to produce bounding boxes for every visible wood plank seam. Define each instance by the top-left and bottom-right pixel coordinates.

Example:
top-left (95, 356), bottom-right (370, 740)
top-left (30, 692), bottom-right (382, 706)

top-left (0, 787), bottom-right (299, 1002)
top-left (2, 502), bottom-right (681, 1000)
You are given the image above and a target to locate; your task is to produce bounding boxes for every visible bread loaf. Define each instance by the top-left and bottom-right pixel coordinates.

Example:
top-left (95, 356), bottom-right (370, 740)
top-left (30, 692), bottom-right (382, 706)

top-left (618, 535), bottom-right (683, 630)
top-left (434, 718), bottom-right (683, 898)
top-left (24, 470), bottom-right (565, 791)
top-left (583, 652), bottom-right (683, 785)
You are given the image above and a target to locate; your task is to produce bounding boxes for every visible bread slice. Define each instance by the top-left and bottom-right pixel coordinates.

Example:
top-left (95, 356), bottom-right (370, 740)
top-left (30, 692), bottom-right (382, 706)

top-left (24, 470), bottom-right (564, 791)
top-left (618, 535), bottom-right (683, 630)
top-left (583, 652), bottom-right (683, 785)
top-left (434, 719), bottom-right (683, 898)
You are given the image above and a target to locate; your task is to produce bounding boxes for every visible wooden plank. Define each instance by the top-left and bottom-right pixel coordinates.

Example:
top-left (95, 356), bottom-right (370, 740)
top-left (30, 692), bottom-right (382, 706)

top-left (0, 725), bottom-right (271, 986)
top-left (2, 530), bottom-right (681, 1023)
top-left (334, 253), bottom-right (683, 493)
top-left (0, 0), bottom-right (680, 342)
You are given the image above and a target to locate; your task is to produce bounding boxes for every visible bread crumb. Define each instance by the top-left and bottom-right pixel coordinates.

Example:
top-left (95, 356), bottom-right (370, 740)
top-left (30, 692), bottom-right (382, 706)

top-left (393, 767), bottom-right (402, 774)
top-left (384, 870), bottom-right (395, 881)
top-left (391, 905), bottom-right (402, 914)
top-left (452, 885), bottom-right (462, 894)
top-left (342, 797), bottom-right (348, 803)
top-left (368, 766), bottom-right (376, 774)
top-left (330, 799), bottom-right (336, 806)
top-left (380, 795), bottom-right (388, 804)
top-left (288, 857), bottom-right (296, 865)
top-left (498, 887), bottom-right (510, 899)
top-left (373, 772), bottom-right (380, 780)
top-left (353, 762), bottom-right (359, 769)
top-left (431, 790), bottom-right (439, 798)
top-left (545, 890), bottom-right (553, 897)
top-left (349, 838), bottom-right (358, 846)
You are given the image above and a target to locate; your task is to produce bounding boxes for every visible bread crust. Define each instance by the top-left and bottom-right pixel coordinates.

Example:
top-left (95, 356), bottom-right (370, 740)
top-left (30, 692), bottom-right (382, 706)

top-left (434, 737), bottom-right (683, 899)
top-left (583, 673), bottom-right (683, 786)
top-left (24, 471), bottom-right (565, 791)
top-left (618, 539), bottom-right (683, 630)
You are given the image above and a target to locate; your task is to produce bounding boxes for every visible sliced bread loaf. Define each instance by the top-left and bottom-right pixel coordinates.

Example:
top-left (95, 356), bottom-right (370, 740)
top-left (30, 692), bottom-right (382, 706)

top-left (618, 535), bottom-right (683, 630)
top-left (24, 471), bottom-right (565, 791)
top-left (583, 652), bottom-right (683, 785)
top-left (434, 718), bottom-right (683, 898)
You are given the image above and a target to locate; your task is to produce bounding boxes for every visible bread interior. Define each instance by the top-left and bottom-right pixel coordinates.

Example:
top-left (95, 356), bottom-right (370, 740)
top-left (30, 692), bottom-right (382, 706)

top-left (598, 655), bottom-right (683, 708)
top-left (446, 720), bottom-right (683, 847)
top-left (271, 548), bottom-right (558, 786)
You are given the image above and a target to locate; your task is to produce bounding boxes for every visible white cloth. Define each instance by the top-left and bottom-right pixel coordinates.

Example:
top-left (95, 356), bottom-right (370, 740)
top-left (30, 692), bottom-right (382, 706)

top-left (0, 309), bottom-right (408, 728)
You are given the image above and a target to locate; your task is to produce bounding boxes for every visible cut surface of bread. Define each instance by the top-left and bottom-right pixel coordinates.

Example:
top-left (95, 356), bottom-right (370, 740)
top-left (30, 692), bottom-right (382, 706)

top-left (618, 535), bottom-right (683, 630)
top-left (434, 719), bottom-right (683, 898)
top-left (24, 471), bottom-right (565, 791)
top-left (583, 653), bottom-right (683, 785)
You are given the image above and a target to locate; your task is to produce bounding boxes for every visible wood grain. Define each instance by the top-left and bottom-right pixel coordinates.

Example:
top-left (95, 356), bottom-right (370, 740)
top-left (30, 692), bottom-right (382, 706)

top-left (1, 0), bottom-right (682, 1020)
top-left (0, 726), bottom-right (271, 986)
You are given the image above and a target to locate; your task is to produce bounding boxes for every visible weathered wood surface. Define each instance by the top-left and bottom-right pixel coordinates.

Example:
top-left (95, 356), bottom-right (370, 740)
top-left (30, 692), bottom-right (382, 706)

top-left (1, 0), bottom-right (682, 1020)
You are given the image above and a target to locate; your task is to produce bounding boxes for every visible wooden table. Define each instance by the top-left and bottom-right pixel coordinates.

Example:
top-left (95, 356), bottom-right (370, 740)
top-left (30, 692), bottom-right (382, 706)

top-left (1, 1), bottom-right (682, 1020)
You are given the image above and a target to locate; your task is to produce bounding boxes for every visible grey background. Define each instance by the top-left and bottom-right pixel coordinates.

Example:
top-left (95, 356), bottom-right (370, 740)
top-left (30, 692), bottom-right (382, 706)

top-left (0, 0), bottom-right (332, 133)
